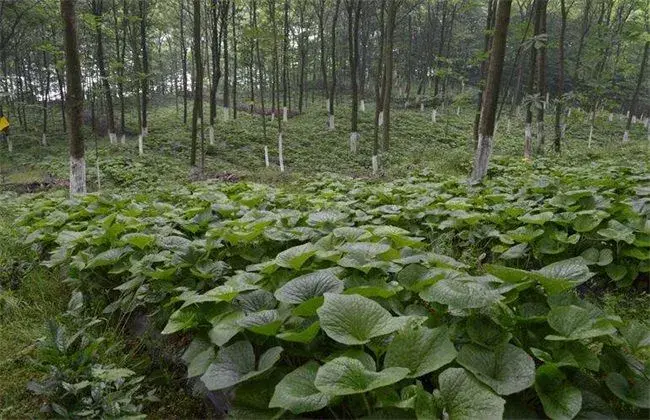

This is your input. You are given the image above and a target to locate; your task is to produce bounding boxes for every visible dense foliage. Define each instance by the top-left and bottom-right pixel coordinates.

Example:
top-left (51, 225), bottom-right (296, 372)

top-left (17, 157), bottom-right (650, 418)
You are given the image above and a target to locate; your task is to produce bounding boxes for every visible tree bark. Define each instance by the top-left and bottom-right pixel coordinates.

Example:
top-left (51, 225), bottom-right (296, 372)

top-left (191, 0), bottom-right (203, 167)
top-left (381, 0), bottom-right (399, 151)
top-left (535, 0), bottom-right (547, 154)
top-left (180, 0), bottom-right (188, 124)
top-left (347, 0), bottom-right (362, 148)
top-left (328, 0), bottom-right (341, 130)
top-left (625, 39), bottom-right (649, 141)
top-left (554, 0), bottom-right (567, 152)
top-left (139, 0), bottom-right (148, 136)
top-left (232, 0), bottom-right (238, 119)
top-left (470, 0), bottom-right (512, 184)
top-left (60, 0), bottom-right (86, 195)
top-left (93, 0), bottom-right (116, 143)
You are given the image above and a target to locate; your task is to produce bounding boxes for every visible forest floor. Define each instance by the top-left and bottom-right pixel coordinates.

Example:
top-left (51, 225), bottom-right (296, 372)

top-left (1, 98), bottom-right (649, 418)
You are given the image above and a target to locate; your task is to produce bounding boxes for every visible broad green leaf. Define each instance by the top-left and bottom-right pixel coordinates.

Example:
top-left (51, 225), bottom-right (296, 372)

top-left (500, 243), bottom-right (528, 259)
top-left (86, 247), bottom-right (131, 269)
top-left (277, 321), bottom-right (320, 343)
top-left (546, 305), bottom-right (616, 341)
top-left (605, 372), bottom-right (650, 408)
top-left (162, 308), bottom-right (197, 334)
top-left (121, 232), bottom-right (155, 249)
top-left (419, 276), bottom-right (506, 309)
top-left (620, 321), bottom-right (650, 353)
top-left (384, 325), bottom-right (456, 378)
top-left (317, 293), bottom-right (404, 345)
top-left (518, 211), bottom-right (554, 225)
top-left (274, 270), bottom-right (344, 304)
top-left (269, 362), bottom-right (330, 414)
top-left (200, 341), bottom-right (282, 391)
top-left (535, 364), bottom-right (582, 420)
top-left (187, 347), bottom-right (215, 378)
top-left (456, 343), bottom-right (535, 395)
top-left (237, 310), bottom-right (283, 336)
top-left (438, 368), bottom-right (505, 420)
top-left (572, 211), bottom-right (606, 232)
top-left (275, 243), bottom-right (317, 269)
top-left (531, 258), bottom-right (594, 295)
top-left (597, 220), bottom-right (635, 244)
top-left (209, 310), bottom-right (244, 346)
top-left (314, 357), bottom-right (409, 396)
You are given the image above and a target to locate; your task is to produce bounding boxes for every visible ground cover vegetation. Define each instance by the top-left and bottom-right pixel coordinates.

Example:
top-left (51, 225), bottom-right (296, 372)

top-left (1, 0), bottom-right (650, 418)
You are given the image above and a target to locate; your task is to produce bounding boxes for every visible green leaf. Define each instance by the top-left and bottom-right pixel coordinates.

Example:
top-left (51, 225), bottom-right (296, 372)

top-left (237, 310), bottom-right (283, 336)
top-left (572, 211), bottom-right (606, 232)
top-left (438, 368), bottom-right (505, 420)
top-left (269, 362), bottom-right (330, 414)
top-left (317, 293), bottom-right (404, 345)
top-left (162, 308), bottom-right (197, 334)
top-left (121, 232), bottom-right (155, 249)
top-left (419, 275), bottom-right (506, 309)
top-left (277, 321), bottom-right (321, 343)
top-left (275, 243), bottom-right (317, 270)
top-left (605, 372), bottom-right (650, 408)
top-left (456, 343), bottom-right (535, 395)
top-left (384, 326), bottom-right (456, 378)
top-left (535, 364), bottom-right (582, 420)
top-left (86, 247), bottom-right (131, 269)
top-left (518, 211), bottom-right (554, 225)
top-left (187, 347), bottom-right (216, 378)
top-left (209, 310), bottom-right (244, 346)
top-left (531, 258), bottom-right (594, 295)
top-left (314, 357), bottom-right (409, 396)
top-left (546, 305), bottom-right (616, 341)
top-left (274, 270), bottom-right (344, 304)
top-left (200, 341), bottom-right (282, 391)
top-left (500, 243), bottom-right (528, 260)
top-left (597, 220), bottom-right (635, 244)
top-left (620, 321), bottom-right (650, 353)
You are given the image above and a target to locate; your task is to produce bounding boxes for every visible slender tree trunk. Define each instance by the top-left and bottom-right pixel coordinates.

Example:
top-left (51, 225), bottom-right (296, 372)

top-left (139, 0), bottom-right (148, 137)
top-left (473, 0), bottom-right (496, 145)
top-left (282, 0), bottom-right (289, 120)
top-left (470, 0), bottom-right (512, 184)
top-left (60, 0), bottom-right (86, 195)
top-left (373, 0), bottom-right (386, 162)
top-left (347, 0), bottom-right (361, 151)
top-left (41, 44), bottom-right (50, 146)
top-left (93, 0), bottom-right (116, 143)
top-left (55, 65), bottom-right (66, 133)
top-left (232, 0), bottom-right (238, 119)
top-left (180, 0), bottom-right (188, 125)
top-left (223, 0), bottom-right (230, 121)
top-left (328, 0), bottom-right (341, 130)
top-left (317, 0), bottom-right (328, 110)
top-left (535, 0), bottom-right (547, 154)
top-left (381, 0), bottom-right (398, 151)
top-left (191, 0), bottom-right (202, 167)
top-left (433, 0), bottom-right (447, 101)
top-left (554, 0), bottom-right (567, 152)
top-left (298, 2), bottom-right (306, 114)
top-left (253, 0), bottom-right (267, 139)
top-left (625, 38), bottom-right (649, 142)
top-left (573, 0), bottom-right (591, 82)
top-left (525, 0), bottom-right (539, 159)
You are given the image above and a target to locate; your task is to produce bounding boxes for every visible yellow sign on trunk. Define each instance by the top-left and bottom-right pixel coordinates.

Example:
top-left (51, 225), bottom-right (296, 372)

top-left (0, 116), bottom-right (9, 132)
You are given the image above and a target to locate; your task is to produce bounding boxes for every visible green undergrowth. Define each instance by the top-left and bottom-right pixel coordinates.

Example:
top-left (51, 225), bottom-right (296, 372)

top-left (11, 154), bottom-right (650, 418)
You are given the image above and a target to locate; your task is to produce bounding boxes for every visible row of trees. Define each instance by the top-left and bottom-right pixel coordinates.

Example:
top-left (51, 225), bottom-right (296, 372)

top-left (1, 0), bottom-right (649, 193)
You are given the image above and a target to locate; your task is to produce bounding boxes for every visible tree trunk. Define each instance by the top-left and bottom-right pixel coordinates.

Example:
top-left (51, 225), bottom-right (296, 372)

top-left (232, 0), bottom-right (238, 119)
top-left (473, 0), bottom-right (496, 145)
top-left (222, 0), bottom-right (230, 121)
top-left (180, 0), bottom-right (188, 124)
top-left (298, 1), bottom-right (306, 114)
top-left (93, 0), bottom-right (116, 143)
top-left (554, 0), bottom-right (567, 152)
top-left (373, 0), bottom-right (386, 160)
top-left (139, 0), bottom-right (148, 137)
top-left (625, 39), bottom-right (649, 142)
top-left (381, 0), bottom-right (398, 151)
top-left (253, 0), bottom-right (267, 139)
top-left (317, 0), bottom-right (328, 108)
top-left (41, 45), bottom-right (50, 146)
top-left (191, 0), bottom-right (202, 167)
top-left (470, 0), bottom-right (512, 184)
top-left (535, 0), bottom-right (547, 154)
top-left (524, 0), bottom-right (539, 160)
top-left (60, 0), bottom-right (86, 195)
top-left (347, 0), bottom-right (362, 150)
top-left (328, 0), bottom-right (341, 130)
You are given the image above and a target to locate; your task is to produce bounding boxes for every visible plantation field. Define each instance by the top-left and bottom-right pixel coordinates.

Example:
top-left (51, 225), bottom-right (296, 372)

top-left (1, 102), bottom-right (650, 418)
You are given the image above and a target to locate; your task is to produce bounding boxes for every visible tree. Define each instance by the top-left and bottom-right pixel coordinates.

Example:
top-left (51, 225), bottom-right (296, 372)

top-left (534, 0), bottom-right (547, 154)
top-left (60, 0), bottom-right (86, 195)
top-left (140, 0), bottom-right (149, 139)
top-left (624, 15), bottom-right (649, 142)
top-left (92, 0), bottom-right (116, 144)
top-left (190, 0), bottom-right (203, 168)
top-left (328, 0), bottom-right (341, 130)
top-left (554, 0), bottom-right (568, 152)
top-left (471, 0), bottom-right (512, 184)
top-left (346, 0), bottom-right (362, 151)
top-left (180, 0), bottom-right (188, 125)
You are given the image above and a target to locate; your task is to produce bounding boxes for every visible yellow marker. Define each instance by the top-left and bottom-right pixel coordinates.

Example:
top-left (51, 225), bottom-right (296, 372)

top-left (0, 116), bottom-right (9, 132)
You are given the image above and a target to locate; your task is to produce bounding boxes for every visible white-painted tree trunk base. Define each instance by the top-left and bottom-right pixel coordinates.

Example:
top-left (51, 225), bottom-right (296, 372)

top-left (278, 133), bottom-right (285, 172)
top-left (420, 103), bottom-right (424, 112)
top-left (524, 123), bottom-right (532, 159)
top-left (138, 134), bottom-right (144, 156)
top-left (271, 112), bottom-right (275, 122)
top-left (209, 126), bottom-right (215, 146)
top-left (561, 124), bottom-right (566, 139)
top-left (431, 109), bottom-right (437, 123)
top-left (349, 132), bottom-right (359, 153)
top-left (404, 101), bottom-right (409, 109)
top-left (360, 100), bottom-right (365, 112)
top-left (120, 135), bottom-right (126, 145)
top-left (372, 155), bottom-right (378, 175)
top-left (7, 136), bottom-right (13, 153)
top-left (223, 107), bottom-right (229, 121)
top-left (567, 108), bottom-right (572, 118)
top-left (283, 107), bottom-right (288, 122)
top-left (623, 131), bottom-right (629, 142)
top-left (264, 145), bottom-right (270, 167)
top-left (461, 81), bottom-right (465, 93)
top-left (378, 111), bottom-right (383, 126)
top-left (632, 116), bottom-right (637, 124)
top-left (456, 107), bottom-right (460, 116)
top-left (69, 156), bottom-right (87, 196)
top-left (608, 113), bottom-right (613, 122)
top-left (41, 133), bottom-right (47, 146)
top-left (325, 99), bottom-right (330, 110)
top-left (588, 125), bottom-right (594, 148)
top-left (470, 134), bottom-right (493, 183)
top-left (142, 126), bottom-right (148, 136)
top-left (328, 114), bottom-right (335, 130)
top-left (108, 132), bottom-right (116, 144)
